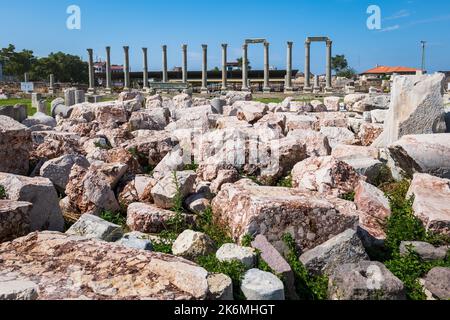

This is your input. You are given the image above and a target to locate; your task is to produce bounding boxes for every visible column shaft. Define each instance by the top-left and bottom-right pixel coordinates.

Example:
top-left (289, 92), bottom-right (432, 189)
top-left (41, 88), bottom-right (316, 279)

top-left (221, 44), bottom-right (228, 91)
top-left (326, 40), bottom-right (333, 89)
top-left (201, 45), bottom-right (208, 93)
top-left (304, 40), bottom-right (311, 89)
top-left (123, 46), bottom-right (130, 90)
top-left (142, 48), bottom-right (149, 90)
top-left (241, 44), bottom-right (249, 91)
top-left (105, 46), bottom-right (112, 91)
top-left (285, 42), bottom-right (293, 92)
top-left (263, 42), bottom-right (270, 92)
top-left (162, 45), bottom-right (168, 83)
top-left (182, 44), bottom-right (188, 83)
top-left (87, 49), bottom-right (95, 93)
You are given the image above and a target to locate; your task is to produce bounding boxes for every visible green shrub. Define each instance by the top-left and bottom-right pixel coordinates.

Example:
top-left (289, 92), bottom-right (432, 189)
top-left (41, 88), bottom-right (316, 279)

top-left (385, 247), bottom-right (450, 300)
top-left (184, 161), bottom-right (199, 171)
top-left (152, 231), bottom-right (178, 254)
top-left (276, 175), bottom-right (293, 188)
top-left (195, 207), bottom-right (233, 248)
top-left (100, 210), bottom-right (127, 227)
top-left (282, 233), bottom-right (328, 300)
top-left (196, 254), bottom-right (247, 300)
top-left (340, 191), bottom-right (355, 202)
top-left (241, 234), bottom-right (254, 247)
top-left (0, 185), bottom-right (6, 200)
top-left (94, 141), bottom-right (112, 150)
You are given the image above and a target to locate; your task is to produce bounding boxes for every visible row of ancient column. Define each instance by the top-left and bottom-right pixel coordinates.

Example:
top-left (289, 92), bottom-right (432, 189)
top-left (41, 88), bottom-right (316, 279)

top-left (86, 41), bottom-right (329, 93)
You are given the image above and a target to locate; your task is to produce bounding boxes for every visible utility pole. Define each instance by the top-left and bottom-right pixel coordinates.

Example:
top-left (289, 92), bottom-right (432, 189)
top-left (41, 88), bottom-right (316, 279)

top-left (420, 41), bottom-right (426, 72)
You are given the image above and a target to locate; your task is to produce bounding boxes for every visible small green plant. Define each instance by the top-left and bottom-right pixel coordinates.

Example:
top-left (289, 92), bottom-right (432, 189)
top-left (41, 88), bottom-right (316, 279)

top-left (100, 210), bottom-right (127, 227)
top-left (282, 233), bottom-right (328, 300)
top-left (0, 185), bottom-right (7, 200)
top-left (184, 160), bottom-right (199, 171)
top-left (196, 254), bottom-right (247, 300)
top-left (94, 141), bottom-right (112, 150)
top-left (152, 231), bottom-right (178, 254)
top-left (241, 234), bottom-right (254, 247)
top-left (276, 175), bottom-right (293, 188)
top-left (340, 191), bottom-right (355, 202)
top-left (385, 247), bottom-right (450, 300)
top-left (195, 207), bottom-right (233, 248)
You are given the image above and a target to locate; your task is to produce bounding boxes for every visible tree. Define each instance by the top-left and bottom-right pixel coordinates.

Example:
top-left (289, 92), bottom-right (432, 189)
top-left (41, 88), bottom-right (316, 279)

top-left (336, 68), bottom-right (357, 79)
top-left (236, 57), bottom-right (252, 70)
top-left (331, 54), bottom-right (356, 79)
top-left (31, 52), bottom-right (88, 83)
top-left (211, 66), bottom-right (220, 72)
top-left (331, 55), bottom-right (348, 73)
top-left (0, 44), bottom-right (36, 79)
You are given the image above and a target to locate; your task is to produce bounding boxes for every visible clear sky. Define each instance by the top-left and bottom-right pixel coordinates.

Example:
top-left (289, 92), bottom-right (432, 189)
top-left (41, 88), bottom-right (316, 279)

top-left (2, 0), bottom-right (449, 73)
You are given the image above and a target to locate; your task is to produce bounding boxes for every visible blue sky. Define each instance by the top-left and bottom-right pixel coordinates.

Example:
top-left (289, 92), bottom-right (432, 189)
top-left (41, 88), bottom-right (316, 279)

top-left (2, 0), bottom-right (449, 73)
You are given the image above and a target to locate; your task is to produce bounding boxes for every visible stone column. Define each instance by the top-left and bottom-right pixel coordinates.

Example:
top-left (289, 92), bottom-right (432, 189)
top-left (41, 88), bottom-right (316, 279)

top-left (201, 44), bottom-right (208, 94)
top-left (123, 46), bottom-right (130, 91)
top-left (24, 73), bottom-right (29, 82)
top-left (182, 44), bottom-right (188, 83)
top-left (162, 45), bottom-right (168, 83)
top-left (241, 43), bottom-right (249, 91)
top-left (263, 42), bottom-right (270, 93)
top-left (221, 44), bottom-right (228, 91)
top-left (105, 46), bottom-right (112, 93)
top-left (285, 41), bottom-right (293, 93)
top-left (87, 48), bottom-right (95, 93)
top-left (142, 47), bottom-right (149, 91)
top-left (313, 75), bottom-right (320, 93)
top-left (49, 74), bottom-right (55, 94)
top-left (326, 39), bottom-right (333, 91)
top-left (304, 40), bottom-right (311, 91)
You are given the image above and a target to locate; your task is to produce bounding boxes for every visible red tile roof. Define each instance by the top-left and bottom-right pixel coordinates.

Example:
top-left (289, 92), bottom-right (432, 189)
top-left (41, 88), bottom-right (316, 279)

top-left (362, 66), bottom-right (419, 75)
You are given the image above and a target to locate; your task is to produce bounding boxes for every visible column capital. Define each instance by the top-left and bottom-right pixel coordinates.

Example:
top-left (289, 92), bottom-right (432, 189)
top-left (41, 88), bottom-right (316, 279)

top-left (106, 46), bottom-right (111, 51)
top-left (182, 44), bottom-right (188, 50)
top-left (202, 44), bottom-right (208, 50)
top-left (305, 38), bottom-right (311, 45)
top-left (326, 39), bottom-right (333, 47)
top-left (162, 45), bottom-right (167, 50)
top-left (123, 46), bottom-right (129, 50)
top-left (287, 41), bottom-right (293, 47)
top-left (142, 47), bottom-right (148, 52)
top-left (264, 42), bottom-right (270, 47)
top-left (87, 48), bottom-right (93, 54)
top-left (221, 43), bottom-right (228, 48)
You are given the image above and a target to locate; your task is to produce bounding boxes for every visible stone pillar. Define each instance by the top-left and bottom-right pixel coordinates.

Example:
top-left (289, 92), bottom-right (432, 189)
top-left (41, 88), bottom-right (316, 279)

top-left (313, 75), bottom-right (320, 93)
top-left (31, 93), bottom-right (42, 110)
top-left (162, 45), bottom-right (168, 83)
top-left (182, 44), bottom-right (188, 84)
top-left (49, 74), bottom-right (55, 94)
top-left (24, 73), bottom-right (29, 82)
top-left (64, 89), bottom-right (76, 107)
top-left (304, 40), bottom-right (311, 91)
top-left (241, 43), bottom-right (249, 91)
top-left (263, 42), bottom-right (270, 93)
top-left (74, 90), bottom-right (85, 104)
top-left (123, 46), bottom-right (130, 91)
top-left (105, 46), bottom-right (112, 93)
top-left (142, 47), bottom-right (149, 91)
top-left (285, 42), bottom-right (293, 93)
top-left (87, 48), bottom-right (95, 93)
top-left (221, 44), bottom-right (228, 91)
top-left (326, 39), bottom-right (333, 91)
top-left (201, 44), bottom-right (208, 94)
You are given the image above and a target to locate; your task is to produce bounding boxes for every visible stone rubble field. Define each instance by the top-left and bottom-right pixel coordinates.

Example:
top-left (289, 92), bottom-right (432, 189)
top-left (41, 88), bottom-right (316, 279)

top-left (0, 73), bottom-right (449, 301)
